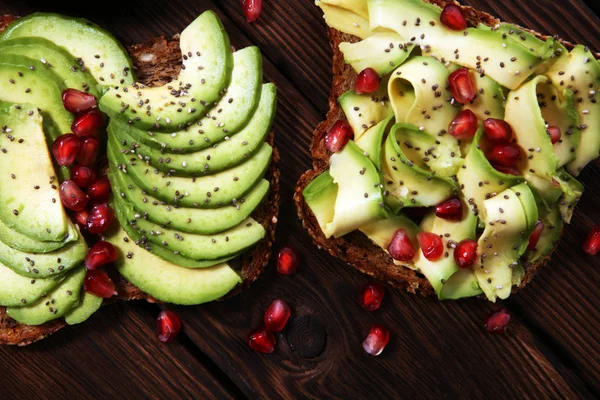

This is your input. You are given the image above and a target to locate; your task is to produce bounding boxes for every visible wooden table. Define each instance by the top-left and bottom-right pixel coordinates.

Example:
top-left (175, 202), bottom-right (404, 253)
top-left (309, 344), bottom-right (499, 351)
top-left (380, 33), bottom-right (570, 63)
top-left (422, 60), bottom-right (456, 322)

top-left (1, 0), bottom-right (599, 398)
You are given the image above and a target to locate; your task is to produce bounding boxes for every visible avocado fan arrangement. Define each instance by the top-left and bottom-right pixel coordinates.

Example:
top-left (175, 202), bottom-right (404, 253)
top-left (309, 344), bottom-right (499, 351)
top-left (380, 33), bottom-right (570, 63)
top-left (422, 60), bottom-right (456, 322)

top-left (298, 0), bottom-right (600, 302)
top-left (0, 10), bottom-right (277, 341)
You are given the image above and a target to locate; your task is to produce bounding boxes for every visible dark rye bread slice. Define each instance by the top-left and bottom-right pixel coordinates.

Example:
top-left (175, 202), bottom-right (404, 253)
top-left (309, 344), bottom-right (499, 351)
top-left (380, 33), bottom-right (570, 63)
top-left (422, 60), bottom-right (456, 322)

top-left (0, 18), bottom-right (281, 345)
top-left (294, 0), bottom-right (595, 296)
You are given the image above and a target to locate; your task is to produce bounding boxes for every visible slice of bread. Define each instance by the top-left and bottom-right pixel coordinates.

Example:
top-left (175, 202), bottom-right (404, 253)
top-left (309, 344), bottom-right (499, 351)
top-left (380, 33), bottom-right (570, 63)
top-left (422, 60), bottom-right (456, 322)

top-left (295, 0), bottom-right (594, 297)
top-left (0, 21), bottom-right (280, 346)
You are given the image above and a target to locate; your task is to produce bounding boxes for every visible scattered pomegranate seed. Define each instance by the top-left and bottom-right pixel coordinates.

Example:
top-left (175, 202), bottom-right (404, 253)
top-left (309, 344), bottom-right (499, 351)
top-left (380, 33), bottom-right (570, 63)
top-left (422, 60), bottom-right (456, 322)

top-left (59, 180), bottom-right (89, 211)
top-left (87, 203), bottom-right (115, 235)
top-left (84, 269), bottom-right (116, 298)
top-left (355, 68), bottom-right (380, 94)
top-left (440, 4), bottom-right (468, 31)
top-left (277, 247), bottom-right (299, 275)
top-left (448, 68), bottom-right (476, 104)
top-left (264, 300), bottom-right (291, 332)
top-left (491, 163), bottom-right (521, 176)
top-left (454, 239), bottom-right (478, 269)
top-left (62, 89), bottom-right (97, 113)
top-left (72, 108), bottom-right (103, 137)
top-left (52, 134), bottom-right (81, 167)
top-left (77, 136), bottom-right (100, 166)
top-left (70, 165), bottom-right (97, 188)
top-left (358, 282), bottom-right (385, 312)
top-left (435, 198), bottom-right (464, 221)
top-left (448, 109), bottom-right (478, 139)
top-left (87, 176), bottom-right (112, 204)
top-left (547, 126), bottom-right (561, 144)
top-left (362, 324), bottom-right (390, 356)
top-left (241, 0), bottom-right (262, 23)
top-left (483, 308), bottom-right (511, 334)
top-left (486, 143), bottom-right (521, 167)
top-left (527, 220), bottom-right (545, 251)
top-left (156, 310), bottom-right (182, 344)
top-left (483, 118), bottom-right (513, 143)
top-left (85, 240), bottom-right (117, 270)
top-left (248, 326), bottom-right (276, 353)
top-left (72, 208), bottom-right (90, 230)
top-left (417, 232), bottom-right (444, 261)
top-left (388, 229), bottom-right (416, 262)
top-left (325, 120), bottom-right (354, 153)
top-left (583, 224), bottom-right (600, 255)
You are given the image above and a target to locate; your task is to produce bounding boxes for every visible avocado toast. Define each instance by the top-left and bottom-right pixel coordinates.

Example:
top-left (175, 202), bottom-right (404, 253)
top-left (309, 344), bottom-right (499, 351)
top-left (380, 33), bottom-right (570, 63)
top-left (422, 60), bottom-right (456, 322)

top-left (296, 0), bottom-right (599, 301)
top-left (0, 12), bottom-right (280, 346)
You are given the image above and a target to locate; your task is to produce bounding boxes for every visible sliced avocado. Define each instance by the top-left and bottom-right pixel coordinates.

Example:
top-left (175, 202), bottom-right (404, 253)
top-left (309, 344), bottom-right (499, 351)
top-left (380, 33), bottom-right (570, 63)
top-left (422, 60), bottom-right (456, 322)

top-left (338, 84), bottom-right (392, 139)
top-left (64, 291), bottom-right (103, 325)
top-left (462, 72), bottom-right (505, 120)
top-left (100, 11), bottom-right (233, 131)
top-left (0, 217), bottom-right (78, 254)
top-left (527, 207), bottom-right (563, 264)
top-left (0, 263), bottom-right (65, 307)
top-left (317, 1), bottom-right (373, 39)
top-left (0, 12), bottom-right (134, 87)
top-left (7, 267), bottom-right (85, 325)
top-left (554, 169), bottom-right (584, 223)
top-left (355, 113), bottom-right (392, 169)
top-left (318, 0), bottom-right (369, 19)
top-left (303, 170), bottom-right (339, 234)
top-left (439, 269), bottom-right (482, 300)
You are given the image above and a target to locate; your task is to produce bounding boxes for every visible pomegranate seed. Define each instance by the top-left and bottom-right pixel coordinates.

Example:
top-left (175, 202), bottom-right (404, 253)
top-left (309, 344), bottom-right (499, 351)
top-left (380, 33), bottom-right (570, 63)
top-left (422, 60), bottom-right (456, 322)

top-left (491, 163), bottom-right (521, 176)
top-left (325, 120), bottom-right (354, 153)
top-left (70, 165), bottom-right (97, 188)
top-left (248, 326), bottom-right (275, 353)
top-left (87, 176), bottom-right (112, 204)
top-left (355, 68), bottom-right (380, 94)
top-left (388, 229), bottom-right (416, 262)
top-left (241, 0), bottom-right (262, 23)
top-left (77, 136), bottom-right (100, 166)
top-left (448, 109), bottom-right (478, 139)
top-left (52, 134), bottom-right (81, 167)
top-left (85, 240), bottom-right (117, 270)
top-left (527, 220), bottom-right (545, 251)
top-left (59, 180), bottom-right (89, 211)
top-left (72, 208), bottom-right (89, 230)
top-left (547, 126), bottom-right (561, 144)
top-left (72, 108), bottom-right (103, 137)
top-left (358, 282), bottom-right (385, 312)
top-left (483, 308), bottom-right (511, 334)
top-left (277, 247), bottom-right (299, 275)
top-left (486, 143), bottom-right (521, 167)
top-left (483, 118), bottom-right (513, 143)
top-left (435, 198), bottom-right (464, 221)
top-left (440, 4), bottom-right (467, 31)
top-left (454, 239), bottom-right (478, 269)
top-left (448, 68), bottom-right (476, 104)
top-left (417, 232), bottom-right (444, 261)
top-left (362, 324), bottom-right (390, 356)
top-left (583, 224), bottom-right (600, 255)
top-left (84, 269), bottom-right (116, 298)
top-left (62, 89), bottom-right (97, 113)
top-left (264, 300), bottom-right (291, 332)
top-left (87, 203), bottom-right (115, 235)
top-left (156, 310), bottom-right (182, 343)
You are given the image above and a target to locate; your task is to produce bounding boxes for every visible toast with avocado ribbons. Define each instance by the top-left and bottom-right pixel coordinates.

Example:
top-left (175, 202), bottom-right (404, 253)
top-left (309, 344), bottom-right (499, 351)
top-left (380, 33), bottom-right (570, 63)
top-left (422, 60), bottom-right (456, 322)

top-left (296, 0), bottom-right (599, 302)
top-left (0, 11), bottom-right (279, 346)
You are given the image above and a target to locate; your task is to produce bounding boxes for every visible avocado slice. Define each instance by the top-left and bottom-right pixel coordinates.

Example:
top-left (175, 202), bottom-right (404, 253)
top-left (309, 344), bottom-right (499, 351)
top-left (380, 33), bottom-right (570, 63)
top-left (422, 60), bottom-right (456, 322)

top-left (554, 169), bottom-right (584, 223)
top-left (0, 12), bottom-right (134, 87)
top-left (439, 268), bottom-right (482, 300)
top-left (527, 207), bottom-right (563, 264)
top-left (0, 263), bottom-right (65, 307)
top-left (0, 217), bottom-right (78, 254)
top-left (64, 291), bottom-right (103, 325)
top-left (319, 0), bottom-right (369, 19)
top-left (339, 84), bottom-right (392, 140)
top-left (100, 11), bottom-right (233, 131)
top-left (303, 170), bottom-right (339, 234)
top-left (462, 71), bottom-right (505, 120)
top-left (354, 113), bottom-right (392, 169)
top-left (317, 1), bottom-right (373, 39)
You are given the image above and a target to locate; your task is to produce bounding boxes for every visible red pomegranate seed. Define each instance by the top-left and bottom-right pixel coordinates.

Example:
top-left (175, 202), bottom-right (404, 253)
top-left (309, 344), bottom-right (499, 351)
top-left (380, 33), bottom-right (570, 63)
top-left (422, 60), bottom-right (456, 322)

top-left (358, 282), bottom-right (385, 312)
top-left (156, 310), bottom-right (182, 343)
top-left (85, 240), bottom-right (117, 270)
top-left (52, 134), bottom-right (81, 167)
top-left (454, 239), bottom-right (478, 269)
top-left (448, 68), bottom-right (476, 104)
top-left (72, 108), bottom-right (103, 137)
top-left (362, 324), bottom-right (390, 356)
top-left (62, 89), bottom-right (97, 113)
top-left (355, 68), bottom-right (380, 94)
top-left (417, 232), bottom-right (444, 261)
top-left (486, 143), bottom-right (521, 166)
top-left (527, 220), bottom-right (545, 251)
top-left (59, 180), bottom-right (89, 211)
top-left (440, 4), bottom-right (468, 31)
top-left (70, 165), bottom-right (97, 188)
top-left (248, 326), bottom-right (276, 353)
top-left (547, 126), bottom-right (561, 144)
top-left (448, 109), bottom-right (478, 139)
top-left (72, 208), bottom-right (90, 230)
top-left (583, 224), bottom-right (600, 255)
top-left (84, 269), bottom-right (116, 298)
top-left (483, 118), bottom-right (513, 143)
top-left (491, 163), bottom-right (521, 176)
top-left (87, 203), bottom-right (115, 235)
top-left (325, 120), bottom-right (354, 153)
top-left (483, 308), bottom-right (511, 334)
top-left (77, 136), bottom-right (99, 166)
top-left (241, 0), bottom-right (262, 23)
top-left (277, 247), bottom-right (299, 275)
top-left (264, 300), bottom-right (291, 332)
top-left (435, 198), bottom-right (464, 221)
top-left (388, 229), bottom-right (416, 262)
top-left (87, 176), bottom-right (112, 204)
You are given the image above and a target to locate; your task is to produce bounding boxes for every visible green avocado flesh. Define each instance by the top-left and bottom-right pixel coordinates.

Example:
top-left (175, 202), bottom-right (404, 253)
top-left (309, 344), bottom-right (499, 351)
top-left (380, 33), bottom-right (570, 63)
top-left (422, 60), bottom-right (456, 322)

top-left (65, 292), bottom-right (103, 325)
top-left (0, 263), bottom-right (65, 307)
top-left (317, 1), bottom-right (373, 39)
top-left (0, 216), bottom-right (78, 254)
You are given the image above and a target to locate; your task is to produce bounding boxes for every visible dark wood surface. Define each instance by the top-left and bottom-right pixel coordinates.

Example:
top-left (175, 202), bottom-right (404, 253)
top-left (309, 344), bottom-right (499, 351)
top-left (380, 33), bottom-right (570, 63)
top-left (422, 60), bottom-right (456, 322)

top-left (1, 0), bottom-right (599, 398)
